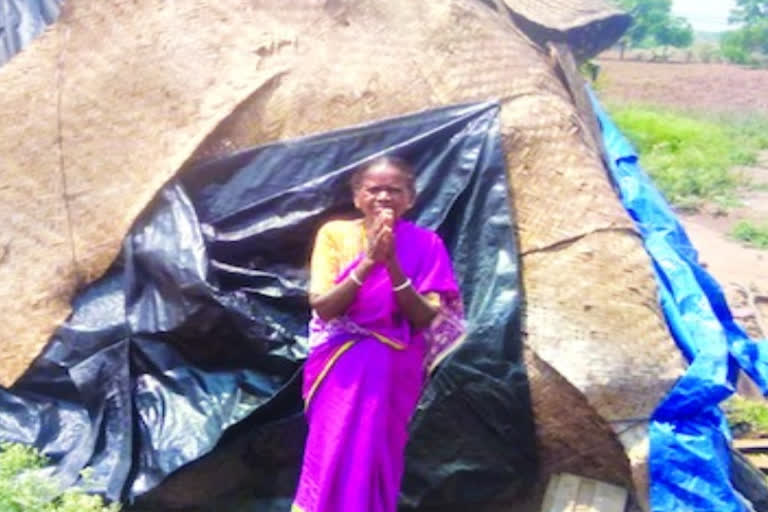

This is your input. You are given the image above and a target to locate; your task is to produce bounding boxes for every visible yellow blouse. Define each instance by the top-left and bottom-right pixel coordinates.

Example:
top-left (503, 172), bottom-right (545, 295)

top-left (309, 219), bottom-right (366, 296)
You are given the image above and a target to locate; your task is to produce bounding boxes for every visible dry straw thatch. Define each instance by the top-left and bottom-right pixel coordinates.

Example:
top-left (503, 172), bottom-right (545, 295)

top-left (0, 0), bottom-right (688, 508)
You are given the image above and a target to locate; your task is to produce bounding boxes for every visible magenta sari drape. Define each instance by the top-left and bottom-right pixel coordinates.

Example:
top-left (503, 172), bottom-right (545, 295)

top-left (292, 220), bottom-right (465, 512)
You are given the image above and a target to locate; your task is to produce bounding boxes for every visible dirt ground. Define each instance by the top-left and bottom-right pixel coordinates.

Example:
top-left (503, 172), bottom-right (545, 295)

top-left (683, 153), bottom-right (768, 341)
top-left (594, 59), bottom-right (768, 116)
top-left (594, 59), bottom-right (768, 343)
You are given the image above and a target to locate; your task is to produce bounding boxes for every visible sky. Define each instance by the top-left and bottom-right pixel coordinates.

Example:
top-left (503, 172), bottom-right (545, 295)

top-left (671, 0), bottom-right (738, 32)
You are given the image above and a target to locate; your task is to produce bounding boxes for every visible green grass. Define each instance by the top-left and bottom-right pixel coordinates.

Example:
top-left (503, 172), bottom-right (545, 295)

top-left (607, 105), bottom-right (768, 207)
top-left (0, 442), bottom-right (120, 512)
top-left (731, 220), bottom-right (768, 249)
top-left (724, 396), bottom-right (768, 436)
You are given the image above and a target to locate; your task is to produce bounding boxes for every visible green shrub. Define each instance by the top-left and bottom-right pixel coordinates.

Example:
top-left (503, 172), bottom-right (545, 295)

top-left (720, 22), bottom-right (768, 68)
top-left (731, 220), bottom-right (768, 249)
top-left (0, 442), bottom-right (120, 512)
top-left (724, 396), bottom-right (768, 435)
top-left (608, 106), bottom-right (768, 207)
top-left (721, 31), bottom-right (755, 65)
top-left (694, 42), bottom-right (721, 63)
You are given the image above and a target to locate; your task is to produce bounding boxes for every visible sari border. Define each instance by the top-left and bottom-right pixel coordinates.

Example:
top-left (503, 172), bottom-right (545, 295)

top-left (427, 333), bottom-right (467, 374)
top-left (291, 503), bottom-right (307, 512)
top-left (371, 331), bottom-right (407, 350)
top-left (304, 340), bottom-right (356, 410)
top-left (304, 332), bottom-right (407, 410)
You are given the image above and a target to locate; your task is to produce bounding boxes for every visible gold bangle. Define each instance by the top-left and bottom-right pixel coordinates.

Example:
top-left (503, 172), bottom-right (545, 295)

top-left (392, 278), bottom-right (411, 292)
top-left (349, 270), bottom-right (363, 286)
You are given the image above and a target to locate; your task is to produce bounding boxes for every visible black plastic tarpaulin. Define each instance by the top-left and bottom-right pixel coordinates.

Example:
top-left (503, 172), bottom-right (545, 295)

top-left (0, 102), bottom-right (535, 510)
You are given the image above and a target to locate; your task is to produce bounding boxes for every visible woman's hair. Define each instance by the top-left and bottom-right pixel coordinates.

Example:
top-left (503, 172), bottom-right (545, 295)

top-left (349, 156), bottom-right (416, 196)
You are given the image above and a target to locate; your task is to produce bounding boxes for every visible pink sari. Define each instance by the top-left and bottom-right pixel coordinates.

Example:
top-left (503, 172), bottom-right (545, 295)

top-left (292, 220), bottom-right (465, 512)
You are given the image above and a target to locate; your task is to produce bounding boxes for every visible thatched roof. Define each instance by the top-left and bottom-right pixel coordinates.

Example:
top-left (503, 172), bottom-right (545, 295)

top-left (502, 0), bottom-right (630, 59)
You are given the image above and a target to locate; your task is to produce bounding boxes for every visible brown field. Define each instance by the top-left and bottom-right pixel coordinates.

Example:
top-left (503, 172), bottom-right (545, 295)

top-left (593, 59), bottom-right (768, 116)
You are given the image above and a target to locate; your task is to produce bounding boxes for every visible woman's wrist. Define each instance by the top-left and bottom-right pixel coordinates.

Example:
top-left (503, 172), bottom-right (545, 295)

top-left (385, 257), bottom-right (406, 285)
top-left (354, 257), bottom-right (376, 281)
top-left (392, 278), bottom-right (412, 292)
top-left (386, 250), bottom-right (402, 268)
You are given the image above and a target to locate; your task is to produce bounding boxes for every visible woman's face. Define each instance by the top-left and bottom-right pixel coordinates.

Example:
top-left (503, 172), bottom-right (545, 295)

top-left (353, 163), bottom-right (414, 222)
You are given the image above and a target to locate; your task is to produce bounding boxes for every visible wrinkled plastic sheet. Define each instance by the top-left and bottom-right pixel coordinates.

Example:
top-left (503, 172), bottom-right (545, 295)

top-left (0, 102), bottom-right (535, 509)
top-left (590, 89), bottom-right (768, 512)
top-left (0, 0), bottom-right (62, 66)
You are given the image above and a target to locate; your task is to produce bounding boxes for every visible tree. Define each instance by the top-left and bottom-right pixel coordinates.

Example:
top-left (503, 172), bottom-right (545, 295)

top-left (729, 0), bottom-right (768, 24)
top-left (618, 0), bottom-right (673, 47)
top-left (655, 16), bottom-right (694, 56)
top-left (721, 0), bottom-right (768, 65)
top-left (616, 0), bottom-right (694, 58)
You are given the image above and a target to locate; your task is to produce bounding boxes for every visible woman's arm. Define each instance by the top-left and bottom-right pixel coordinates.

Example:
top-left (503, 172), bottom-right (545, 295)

top-left (310, 218), bottom-right (392, 321)
top-left (386, 257), bottom-right (438, 329)
top-left (309, 257), bottom-right (375, 321)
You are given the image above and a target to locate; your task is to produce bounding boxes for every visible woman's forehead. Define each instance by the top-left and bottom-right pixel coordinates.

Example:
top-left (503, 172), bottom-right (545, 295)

top-left (359, 164), bottom-right (409, 185)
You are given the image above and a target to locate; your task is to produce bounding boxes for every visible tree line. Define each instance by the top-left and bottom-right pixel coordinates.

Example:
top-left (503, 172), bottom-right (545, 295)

top-left (616, 0), bottom-right (693, 58)
top-left (616, 0), bottom-right (768, 66)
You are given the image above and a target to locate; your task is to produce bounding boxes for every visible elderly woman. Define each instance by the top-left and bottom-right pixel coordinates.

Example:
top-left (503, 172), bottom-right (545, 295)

top-left (291, 157), bottom-right (466, 512)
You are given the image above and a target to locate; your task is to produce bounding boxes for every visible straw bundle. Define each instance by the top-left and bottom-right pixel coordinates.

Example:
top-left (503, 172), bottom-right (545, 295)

top-left (0, 0), bottom-right (687, 508)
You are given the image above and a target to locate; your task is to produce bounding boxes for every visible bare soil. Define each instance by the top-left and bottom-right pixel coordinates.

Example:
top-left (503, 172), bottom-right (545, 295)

top-left (594, 59), bottom-right (768, 342)
top-left (683, 152), bottom-right (768, 341)
top-left (594, 59), bottom-right (768, 116)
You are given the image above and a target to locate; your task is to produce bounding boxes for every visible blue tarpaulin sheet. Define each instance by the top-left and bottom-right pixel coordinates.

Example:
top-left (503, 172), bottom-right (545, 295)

top-left (590, 89), bottom-right (768, 512)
